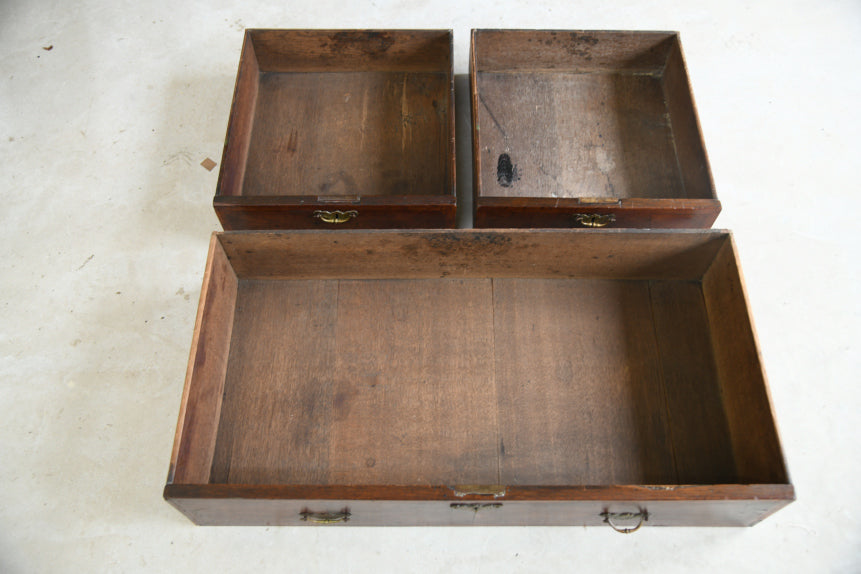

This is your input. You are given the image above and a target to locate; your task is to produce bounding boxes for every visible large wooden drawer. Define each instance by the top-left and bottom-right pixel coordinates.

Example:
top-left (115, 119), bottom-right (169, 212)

top-left (164, 230), bottom-right (793, 528)
top-left (470, 30), bottom-right (721, 229)
top-left (214, 30), bottom-right (456, 230)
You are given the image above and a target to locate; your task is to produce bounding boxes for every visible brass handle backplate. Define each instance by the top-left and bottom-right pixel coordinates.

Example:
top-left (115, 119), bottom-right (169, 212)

top-left (600, 510), bottom-right (648, 534)
top-left (575, 213), bottom-right (616, 228)
top-left (313, 210), bottom-right (358, 224)
top-left (300, 510), bottom-right (351, 524)
top-left (450, 503), bottom-right (503, 513)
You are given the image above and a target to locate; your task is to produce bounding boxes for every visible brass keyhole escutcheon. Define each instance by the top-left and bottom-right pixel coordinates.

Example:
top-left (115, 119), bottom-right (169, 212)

top-left (450, 503), bottom-right (503, 513)
top-left (313, 210), bottom-right (358, 224)
top-left (575, 213), bottom-right (616, 228)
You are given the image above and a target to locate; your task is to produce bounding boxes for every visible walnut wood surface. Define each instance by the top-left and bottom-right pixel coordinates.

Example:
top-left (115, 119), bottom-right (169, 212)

top-left (165, 230), bottom-right (792, 526)
top-left (470, 29), bottom-right (719, 228)
top-left (648, 280), bottom-right (736, 483)
top-left (215, 37), bottom-right (258, 205)
top-left (493, 279), bottom-right (677, 485)
top-left (216, 228), bottom-right (727, 280)
top-left (476, 72), bottom-right (684, 200)
top-left (249, 29), bottom-right (452, 73)
top-left (214, 198), bottom-right (456, 230)
top-left (164, 484), bottom-right (794, 527)
top-left (242, 71), bottom-right (448, 198)
top-left (210, 278), bottom-right (499, 485)
top-left (209, 280), bottom-right (339, 484)
top-left (214, 29), bottom-right (455, 230)
top-left (702, 238), bottom-right (788, 484)
top-left (170, 237), bottom-right (237, 484)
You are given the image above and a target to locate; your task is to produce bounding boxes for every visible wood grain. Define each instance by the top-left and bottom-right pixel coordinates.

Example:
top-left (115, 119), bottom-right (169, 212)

top-left (327, 279), bottom-right (498, 485)
top-left (493, 279), bottom-right (676, 485)
top-left (166, 483), bottom-right (794, 502)
top-left (209, 278), bottom-right (499, 486)
top-left (702, 238), bottom-right (789, 484)
top-left (648, 280), bottom-right (736, 483)
top-left (662, 40), bottom-right (716, 201)
top-left (216, 34), bottom-right (259, 199)
top-left (209, 280), bottom-right (338, 484)
top-left (475, 71), bottom-right (683, 200)
top-left (242, 71), bottom-right (449, 198)
top-left (170, 236), bottom-right (238, 484)
top-left (216, 229), bottom-right (728, 281)
top-left (472, 30), bottom-right (676, 73)
top-left (249, 29), bottom-right (452, 73)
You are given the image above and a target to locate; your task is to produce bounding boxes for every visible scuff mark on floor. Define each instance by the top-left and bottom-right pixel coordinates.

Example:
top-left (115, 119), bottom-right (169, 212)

top-left (77, 254), bottom-right (94, 271)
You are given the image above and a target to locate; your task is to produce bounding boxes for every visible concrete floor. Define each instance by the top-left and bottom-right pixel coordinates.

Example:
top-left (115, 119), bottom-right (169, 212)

top-left (1, 1), bottom-right (859, 572)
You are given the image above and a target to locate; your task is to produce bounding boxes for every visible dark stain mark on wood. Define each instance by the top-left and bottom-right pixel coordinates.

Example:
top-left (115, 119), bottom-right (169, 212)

top-left (479, 93), bottom-right (506, 138)
top-left (319, 170), bottom-right (358, 194)
top-left (424, 232), bottom-right (513, 257)
top-left (564, 32), bottom-right (599, 59)
top-left (497, 154), bottom-right (519, 187)
top-left (284, 129), bottom-right (298, 155)
top-left (330, 31), bottom-right (395, 58)
top-left (605, 173), bottom-right (616, 195)
top-left (540, 32), bottom-right (599, 59)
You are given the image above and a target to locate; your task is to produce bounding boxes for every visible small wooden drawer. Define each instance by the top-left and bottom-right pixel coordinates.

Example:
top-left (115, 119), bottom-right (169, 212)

top-left (165, 230), bottom-right (793, 527)
top-left (470, 30), bottom-right (720, 229)
top-left (214, 30), bottom-right (456, 230)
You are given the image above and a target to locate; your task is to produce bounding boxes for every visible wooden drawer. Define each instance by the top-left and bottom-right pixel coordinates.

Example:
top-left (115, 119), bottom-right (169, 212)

top-left (470, 30), bottom-right (721, 229)
top-left (214, 30), bottom-right (456, 230)
top-left (165, 230), bottom-right (793, 528)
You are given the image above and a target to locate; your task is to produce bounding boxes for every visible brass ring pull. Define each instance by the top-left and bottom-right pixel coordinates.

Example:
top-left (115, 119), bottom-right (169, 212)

top-left (450, 503), bottom-right (503, 513)
top-left (575, 213), bottom-right (616, 228)
top-left (600, 510), bottom-right (648, 534)
top-left (299, 510), bottom-right (351, 524)
top-left (313, 210), bottom-right (358, 224)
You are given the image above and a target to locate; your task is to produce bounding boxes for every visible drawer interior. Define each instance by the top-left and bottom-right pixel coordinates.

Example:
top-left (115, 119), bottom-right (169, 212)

top-left (472, 30), bottom-right (715, 201)
top-left (218, 30), bottom-right (453, 200)
top-left (211, 277), bottom-right (732, 486)
top-left (171, 231), bottom-right (787, 489)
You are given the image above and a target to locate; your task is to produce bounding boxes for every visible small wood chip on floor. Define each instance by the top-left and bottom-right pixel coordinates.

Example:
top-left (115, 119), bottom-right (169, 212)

top-left (200, 157), bottom-right (217, 171)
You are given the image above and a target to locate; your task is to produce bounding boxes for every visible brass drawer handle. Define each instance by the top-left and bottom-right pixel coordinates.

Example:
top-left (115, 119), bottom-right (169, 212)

top-left (313, 210), bottom-right (358, 224)
top-left (450, 503), bottom-right (503, 513)
top-left (575, 213), bottom-right (616, 228)
top-left (600, 510), bottom-right (648, 534)
top-left (299, 510), bottom-right (351, 524)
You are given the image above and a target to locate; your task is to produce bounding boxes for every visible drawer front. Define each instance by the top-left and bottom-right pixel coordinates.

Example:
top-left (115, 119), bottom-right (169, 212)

top-left (215, 203), bottom-right (456, 230)
top-left (166, 496), bottom-right (791, 528)
top-left (474, 200), bottom-right (720, 229)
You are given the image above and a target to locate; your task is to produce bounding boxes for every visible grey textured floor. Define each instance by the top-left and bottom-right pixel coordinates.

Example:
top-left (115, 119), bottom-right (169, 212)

top-left (1, 1), bottom-right (858, 572)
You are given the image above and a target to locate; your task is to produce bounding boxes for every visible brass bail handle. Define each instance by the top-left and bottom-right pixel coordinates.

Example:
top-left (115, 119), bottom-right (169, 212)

top-left (313, 210), bottom-right (358, 224)
top-left (575, 213), bottom-right (616, 228)
top-left (299, 509), bottom-right (351, 524)
top-left (600, 510), bottom-right (648, 534)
